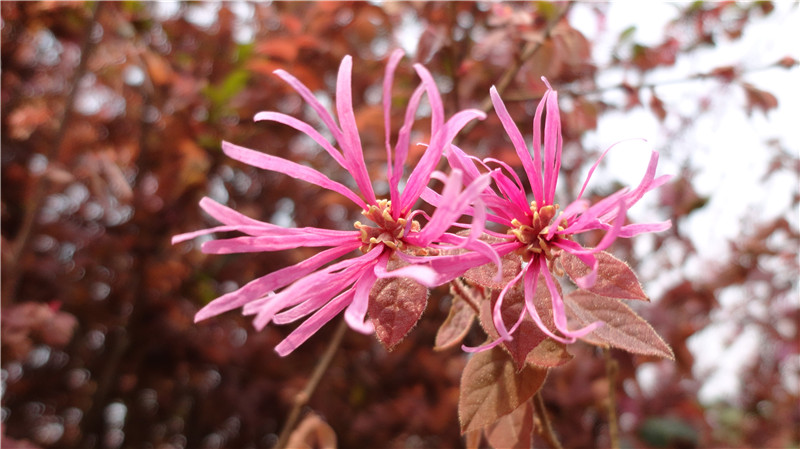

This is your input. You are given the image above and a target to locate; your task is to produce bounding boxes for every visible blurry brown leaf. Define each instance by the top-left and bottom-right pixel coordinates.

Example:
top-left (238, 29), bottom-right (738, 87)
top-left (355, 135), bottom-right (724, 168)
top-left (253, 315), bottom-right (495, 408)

top-left (141, 50), bottom-right (174, 86)
top-left (742, 82), bottom-right (778, 115)
top-left (484, 400), bottom-right (534, 449)
top-left (458, 346), bottom-right (547, 433)
top-left (561, 250), bottom-right (649, 301)
top-left (564, 290), bottom-right (674, 359)
top-left (649, 89), bottom-right (667, 122)
top-left (1, 302), bottom-right (78, 361)
top-left (286, 412), bottom-right (337, 449)
top-left (7, 101), bottom-right (54, 140)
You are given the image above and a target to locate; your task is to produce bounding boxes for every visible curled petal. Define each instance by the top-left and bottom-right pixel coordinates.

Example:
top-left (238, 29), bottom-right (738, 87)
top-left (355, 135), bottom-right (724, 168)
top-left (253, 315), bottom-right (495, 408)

top-left (335, 56), bottom-right (376, 205)
top-left (490, 86), bottom-right (543, 203)
top-left (254, 111), bottom-right (347, 169)
top-left (195, 243), bottom-right (359, 322)
top-left (345, 265), bottom-right (378, 334)
top-left (222, 141), bottom-right (368, 209)
top-left (274, 290), bottom-right (354, 356)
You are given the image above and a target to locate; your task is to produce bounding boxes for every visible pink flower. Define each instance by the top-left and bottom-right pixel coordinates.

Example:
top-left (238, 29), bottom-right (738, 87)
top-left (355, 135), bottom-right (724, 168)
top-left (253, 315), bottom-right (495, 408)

top-left (173, 51), bottom-right (496, 356)
top-left (434, 78), bottom-right (672, 349)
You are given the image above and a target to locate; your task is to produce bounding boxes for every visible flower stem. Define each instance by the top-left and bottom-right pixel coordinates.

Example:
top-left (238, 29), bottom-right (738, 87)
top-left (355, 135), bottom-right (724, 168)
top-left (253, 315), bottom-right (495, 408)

top-left (604, 347), bottom-right (620, 449)
top-left (534, 391), bottom-right (563, 449)
top-left (274, 318), bottom-right (348, 449)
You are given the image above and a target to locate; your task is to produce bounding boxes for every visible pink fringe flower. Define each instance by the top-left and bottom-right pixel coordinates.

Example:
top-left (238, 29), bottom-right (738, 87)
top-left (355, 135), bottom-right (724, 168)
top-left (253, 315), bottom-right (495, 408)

top-left (431, 78), bottom-right (672, 349)
top-left (174, 51), bottom-right (498, 356)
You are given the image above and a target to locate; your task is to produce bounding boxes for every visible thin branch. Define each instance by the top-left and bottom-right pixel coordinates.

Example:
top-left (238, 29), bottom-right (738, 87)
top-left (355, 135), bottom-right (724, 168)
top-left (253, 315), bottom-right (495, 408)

top-left (503, 59), bottom-right (795, 102)
top-left (534, 391), bottom-right (563, 449)
top-left (604, 347), bottom-right (620, 449)
top-left (274, 318), bottom-right (349, 449)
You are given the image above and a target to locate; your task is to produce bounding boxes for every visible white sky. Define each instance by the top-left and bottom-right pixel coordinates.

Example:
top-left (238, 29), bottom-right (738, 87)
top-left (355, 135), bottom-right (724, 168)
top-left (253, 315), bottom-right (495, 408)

top-left (568, 2), bottom-right (800, 403)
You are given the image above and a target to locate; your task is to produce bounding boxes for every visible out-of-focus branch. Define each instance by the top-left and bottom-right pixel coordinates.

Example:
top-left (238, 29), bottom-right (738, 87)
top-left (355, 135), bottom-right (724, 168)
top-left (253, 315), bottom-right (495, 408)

top-left (534, 391), bottom-right (563, 449)
top-left (274, 318), bottom-right (349, 449)
top-left (2, 2), bottom-right (102, 304)
top-left (605, 348), bottom-right (620, 449)
top-left (504, 58), bottom-right (798, 102)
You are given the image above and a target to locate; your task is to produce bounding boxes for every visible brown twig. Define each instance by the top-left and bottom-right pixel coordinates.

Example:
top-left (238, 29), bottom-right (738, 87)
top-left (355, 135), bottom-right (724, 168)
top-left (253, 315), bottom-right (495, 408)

top-left (274, 318), bottom-right (349, 449)
top-left (604, 347), bottom-right (620, 449)
top-left (534, 391), bottom-right (563, 449)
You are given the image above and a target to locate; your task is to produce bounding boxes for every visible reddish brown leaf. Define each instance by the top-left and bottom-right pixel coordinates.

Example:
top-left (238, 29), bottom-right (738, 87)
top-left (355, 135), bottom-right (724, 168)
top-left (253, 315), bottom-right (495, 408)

top-left (564, 290), bottom-right (674, 359)
top-left (459, 346), bottom-right (547, 434)
top-left (477, 273), bottom-right (571, 370)
top-left (484, 400), bottom-right (535, 449)
top-left (649, 88), bottom-right (667, 122)
top-left (434, 295), bottom-right (476, 351)
top-left (561, 251), bottom-right (649, 301)
top-left (742, 82), bottom-right (779, 115)
top-left (368, 266), bottom-right (429, 350)
top-left (463, 252), bottom-right (522, 290)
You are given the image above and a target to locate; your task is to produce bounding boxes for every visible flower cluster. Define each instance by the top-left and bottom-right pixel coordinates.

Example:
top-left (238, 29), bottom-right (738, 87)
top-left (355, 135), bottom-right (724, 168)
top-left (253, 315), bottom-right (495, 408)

top-left (174, 52), bottom-right (671, 358)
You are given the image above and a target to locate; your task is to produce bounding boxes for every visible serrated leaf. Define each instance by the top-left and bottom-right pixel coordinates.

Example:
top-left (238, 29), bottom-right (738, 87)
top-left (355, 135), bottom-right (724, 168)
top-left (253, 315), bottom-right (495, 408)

top-left (434, 295), bottom-right (476, 351)
top-left (561, 250), bottom-right (649, 301)
top-left (564, 290), bottom-right (674, 359)
top-left (368, 258), bottom-right (429, 350)
top-left (484, 400), bottom-right (535, 449)
top-left (477, 272), bottom-right (571, 370)
top-left (463, 252), bottom-right (522, 290)
top-left (368, 275), bottom-right (428, 350)
top-left (459, 347), bottom-right (547, 434)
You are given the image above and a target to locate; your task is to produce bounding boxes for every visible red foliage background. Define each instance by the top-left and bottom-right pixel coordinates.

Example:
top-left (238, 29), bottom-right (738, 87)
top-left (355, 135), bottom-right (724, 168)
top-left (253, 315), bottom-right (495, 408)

top-left (2, 2), bottom-right (797, 448)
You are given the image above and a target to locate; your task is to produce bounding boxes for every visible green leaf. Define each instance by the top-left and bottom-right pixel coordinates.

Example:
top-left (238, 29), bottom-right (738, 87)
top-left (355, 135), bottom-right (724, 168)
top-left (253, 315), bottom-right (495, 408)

top-left (564, 290), bottom-right (674, 359)
top-left (458, 347), bottom-right (547, 434)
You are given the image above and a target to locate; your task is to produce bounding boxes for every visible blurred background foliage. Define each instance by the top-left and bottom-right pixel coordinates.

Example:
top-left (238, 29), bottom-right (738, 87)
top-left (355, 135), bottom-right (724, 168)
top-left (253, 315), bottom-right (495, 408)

top-left (1, 2), bottom-right (797, 448)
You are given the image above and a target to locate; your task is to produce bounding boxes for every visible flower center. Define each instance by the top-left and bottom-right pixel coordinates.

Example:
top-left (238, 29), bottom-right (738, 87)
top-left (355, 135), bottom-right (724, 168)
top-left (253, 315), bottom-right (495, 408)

top-left (509, 202), bottom-right (567, 262)
top-left (354, 199), bottom-right (420, 253)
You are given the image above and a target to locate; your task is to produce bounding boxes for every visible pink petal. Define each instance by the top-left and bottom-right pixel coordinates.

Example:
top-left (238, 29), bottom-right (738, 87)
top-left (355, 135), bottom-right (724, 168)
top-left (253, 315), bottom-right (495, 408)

top-left (273, 68), bottom-right (344, 146)
top-left (260, 247), bottom-right (383, 326)
top-left (575, 138), bottom-right (645, 201)
top-left (173, 225), bottom-right (248, 245)
top-left (412, 63), bottom-right (444, 135)
top-left (542, 85), bottom-right (563, 206)
top-left (254, 111), bottom-right (347, 169)
top-left (490, 86), bottom-right (543, 204)
top-left (194, 242), bottom-right (359, 322)
top-left (345, 260), bottom-right (378, 334)
top-left (199, 197), bottom-right (272, 228)
top-left (400, 109), bottom-right (486, 215)
top-left (492, 268), bottom-right (525, 341)
top-left (274, 289), bottom-right (354, 356)
top-left (389, 83), bottom-right (427, 218)
top-left (335, 55), bottom-right (376, 205)
top-left (617, 220), bottom-right (672, 237)
top-left (201, 232), bottom-right (359, 254)
top-left (540, 258), bottom-right (603, 339)
top-left (373, 258), bottom-right (439, 287)
top-left (222, 141), bottom-right (367, 209)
